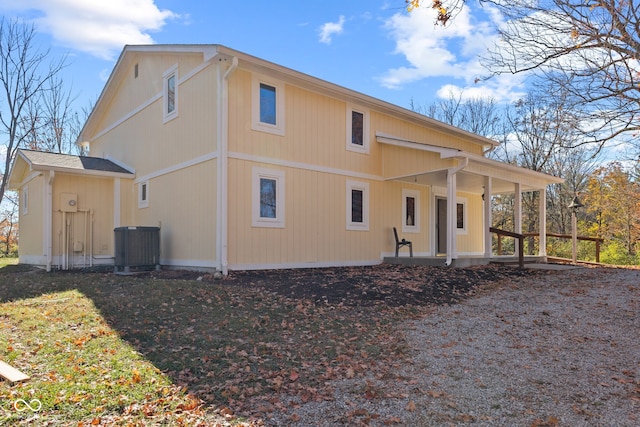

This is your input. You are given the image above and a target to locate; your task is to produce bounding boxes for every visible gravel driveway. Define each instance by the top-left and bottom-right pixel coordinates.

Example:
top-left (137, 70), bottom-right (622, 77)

top-left (274, 266), bottom-right (640, 426)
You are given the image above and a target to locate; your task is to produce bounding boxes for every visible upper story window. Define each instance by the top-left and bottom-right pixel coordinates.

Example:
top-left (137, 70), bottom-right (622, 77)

top-left (346, 105), bottom-right (370, 153)
top-left (138, 181), bottom-right (149, 209)
top-left (346, 180), bottom-right (369, 231)
top-left (163, 64), bottom-right (178, 122)
top-left (252, 74), bottom-right (285, 135)
top-left (252, 167), bottom-right (285, 228)
top-left (402, 189), bottom-right (420, 233)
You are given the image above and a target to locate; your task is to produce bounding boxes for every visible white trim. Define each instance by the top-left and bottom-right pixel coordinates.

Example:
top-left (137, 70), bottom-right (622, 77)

top-left (251, 73), bottom-right (285, 136)
top-left (134, 151), bottom-right (218, 184)
top-left (229, 151), bottom-right (382, 181)
top-left (138, 181), bottom-right (149, 209)
top-left (160, 258), bottom-right (218, 268)
top-left (346, 105), bottom-right (370, 154)
top-left (163, 64), bottom-right (179, 123)
top-left (346, 179), bottom-right (369, 231)
top-left (18, 171), bottom-right (41, 188)
top-left (229, 259), bottom-right (381, 271)
top-left (252, 167), bottom-right (285, 228)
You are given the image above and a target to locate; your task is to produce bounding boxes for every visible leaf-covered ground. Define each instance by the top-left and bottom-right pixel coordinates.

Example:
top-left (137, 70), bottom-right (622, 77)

top-left (0, 263), bottom-right (541, 425)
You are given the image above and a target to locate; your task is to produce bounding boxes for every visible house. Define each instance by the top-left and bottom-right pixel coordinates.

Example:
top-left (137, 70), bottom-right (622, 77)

top-left (8, 44), bottom-right (563, 273)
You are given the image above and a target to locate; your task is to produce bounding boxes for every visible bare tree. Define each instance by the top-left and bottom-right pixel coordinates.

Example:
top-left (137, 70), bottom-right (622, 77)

top-left (483, 0), bottom-right (640, 151)
top-left (0, 18), bottom-right (67, 206)
top-left (412, 90), bottom-right (503, 139)
top-left (407, 1), bottom-right (640, 152)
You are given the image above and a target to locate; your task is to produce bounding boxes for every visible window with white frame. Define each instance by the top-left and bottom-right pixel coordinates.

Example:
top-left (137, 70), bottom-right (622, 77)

top-left (252, 74), bottom-right (285, 135)
top-left (163, 64), bottom-right (178, 122)
top-left (21, 185), bottom-right (28, 215)
top-left (138, 181), bottom-right (149, 209)
top-left (456, 201), bottom-right (466, 231)
top-left (252, 167), bottom-right (285, 228)
top-left (402, 189), bottom-right (420, 233)
top-left (346, 105), bottom-right (369, 153)
top-left (346, 180), bottom-right (369, 230)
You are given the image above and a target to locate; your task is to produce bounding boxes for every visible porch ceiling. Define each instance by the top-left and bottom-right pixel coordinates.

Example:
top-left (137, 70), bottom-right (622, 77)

top-left (392, 170), bottom-right (527, 195)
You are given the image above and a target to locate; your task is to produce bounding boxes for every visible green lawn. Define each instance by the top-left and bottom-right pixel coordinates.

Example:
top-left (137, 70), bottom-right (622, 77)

top-left (0, 265), bottom-right (412, 426)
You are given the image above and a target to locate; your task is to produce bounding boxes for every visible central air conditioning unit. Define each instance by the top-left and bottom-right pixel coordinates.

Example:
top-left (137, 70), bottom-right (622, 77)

top-left (114, 226), bottom-right (161, 274)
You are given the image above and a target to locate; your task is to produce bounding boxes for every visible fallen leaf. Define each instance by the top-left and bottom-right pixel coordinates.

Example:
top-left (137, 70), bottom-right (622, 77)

top-left (405, 400), bottom-right (416, 412)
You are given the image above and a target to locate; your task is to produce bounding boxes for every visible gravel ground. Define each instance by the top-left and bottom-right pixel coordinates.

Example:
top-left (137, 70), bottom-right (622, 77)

top-left (270, 266), bottom-right (640, 426)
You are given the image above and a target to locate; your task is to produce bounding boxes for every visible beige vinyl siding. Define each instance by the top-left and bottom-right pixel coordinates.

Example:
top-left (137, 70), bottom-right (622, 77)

top-left (227, 160), bottom-right (443, 266)
top-left (91, 55), bottom-right (218, 178)
top-left (17, 176), bottom-right (44, 260)
top-left (128, 160), bottom-right (217, 267)
top-left (372, 111), bottom-right (485, 155)
top-left (51, 175), bottom-right (115, 258)
top-left (382, 144), bottom-right (453, 179)
top-left (94, 53), bottom-right (206, 136)
top-left (227, 70), bottom-right (382, 177)
top-left (228, 159), bottom-right (385, 267)
top-left (456, 192), bottom-right (484, 254)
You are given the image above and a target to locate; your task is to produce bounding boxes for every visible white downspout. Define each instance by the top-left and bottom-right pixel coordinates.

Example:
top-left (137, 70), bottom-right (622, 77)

top-left (45, 171), bottom-right (54, 272)
top-left (445, 157), bottom-right (468, 266)
top-left (216, 55), bottom-right (238, 276)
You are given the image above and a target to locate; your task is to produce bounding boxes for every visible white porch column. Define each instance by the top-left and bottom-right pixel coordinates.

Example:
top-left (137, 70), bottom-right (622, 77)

top-left (514, 183), bottom-right (522, 256)
top-left (45, 170), bottom-right (54, 272)
top-left (446, 170), bottom-right (457, 265)
top-left (539, 187), bottom-right (547, 257)
top-left (484, 176), bottom-right (492, 257)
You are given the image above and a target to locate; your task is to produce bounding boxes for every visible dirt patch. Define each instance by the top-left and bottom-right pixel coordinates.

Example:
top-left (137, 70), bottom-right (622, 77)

top-left (196, 263), bottom-right (541, 307)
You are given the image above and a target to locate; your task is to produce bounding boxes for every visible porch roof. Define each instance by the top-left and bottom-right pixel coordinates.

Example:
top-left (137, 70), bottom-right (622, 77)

top-left (8, 149), bottom-right (134, 190)
top-left (376, 133), bottom-right (564, 194)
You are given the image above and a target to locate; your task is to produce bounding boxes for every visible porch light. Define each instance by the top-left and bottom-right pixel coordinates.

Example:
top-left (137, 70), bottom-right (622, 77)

top-left (568, 196), bottom-right (584, 210)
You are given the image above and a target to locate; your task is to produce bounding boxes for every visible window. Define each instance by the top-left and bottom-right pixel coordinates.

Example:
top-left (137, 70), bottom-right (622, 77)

top-left (346, 105), bottom-right (369, 153)
top-left (163, 64), bottom-right (178, 122)
top-left (21, 186), bottom-right (28, 215)
top-left (138, 181), bottom-right (149, 209)
top-left (252, 168), bottom-right (285, 228)
top-left (346, 180), bottom-right (369, 230)
top-left (134, 63), bottom-right (138, 78)
top-left (456, 202), bottom-right (465, 230)
top-left (402, 189), bottom-right (420, 232)
top-left (252, 74), bottom-right (285, 135)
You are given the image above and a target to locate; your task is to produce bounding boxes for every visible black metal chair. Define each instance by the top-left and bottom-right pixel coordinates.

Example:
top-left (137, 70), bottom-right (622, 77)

top-left (393, 227), bottom-right (413, 257)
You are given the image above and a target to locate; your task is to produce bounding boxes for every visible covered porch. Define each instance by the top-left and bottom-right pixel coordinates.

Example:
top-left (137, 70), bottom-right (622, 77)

top-left (377, 133), bottom-right (564, 266)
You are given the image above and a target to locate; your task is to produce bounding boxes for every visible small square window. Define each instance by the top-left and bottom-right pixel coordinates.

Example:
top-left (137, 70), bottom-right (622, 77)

top-left (252, 168), bottom-right (285, 228)
top-left (252, 75), bottom-right (285, 135)
top-left (138, 181), bottom-right (149, 209)
top-left (346, 180), bottom-right (369, 230)
top-left (346, 105), bottom-right (369, 153)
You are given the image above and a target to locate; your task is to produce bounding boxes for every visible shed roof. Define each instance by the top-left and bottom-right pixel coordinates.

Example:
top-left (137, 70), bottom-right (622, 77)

top-left (8, 149), bottom-right (133, 189)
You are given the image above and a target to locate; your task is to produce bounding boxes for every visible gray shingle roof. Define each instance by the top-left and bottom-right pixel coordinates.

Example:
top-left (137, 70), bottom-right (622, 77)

top-left (19, 150), bottom-right (133, 175)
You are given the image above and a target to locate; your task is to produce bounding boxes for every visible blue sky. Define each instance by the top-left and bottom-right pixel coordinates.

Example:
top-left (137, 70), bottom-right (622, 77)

top-left (0, 0), bottom-right (527, 117)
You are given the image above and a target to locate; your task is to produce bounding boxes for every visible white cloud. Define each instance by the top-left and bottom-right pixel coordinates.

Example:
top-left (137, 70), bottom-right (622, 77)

top-left (0, 0), bottom-right (177, 60)
top-left (319, 15), bottom-right (345, 44)
top-left (380, 4), bottom-right (526, 103)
